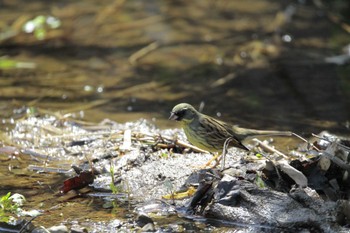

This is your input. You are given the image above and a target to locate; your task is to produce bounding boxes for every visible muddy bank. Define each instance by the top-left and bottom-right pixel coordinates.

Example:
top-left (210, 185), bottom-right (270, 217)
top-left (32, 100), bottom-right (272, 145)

top-left (0, 113), bottom-right (349, 232)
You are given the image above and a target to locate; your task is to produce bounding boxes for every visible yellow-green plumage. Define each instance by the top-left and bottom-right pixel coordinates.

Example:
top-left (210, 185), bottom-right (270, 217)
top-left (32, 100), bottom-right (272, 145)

top-left (169, 103), bottom-right (248, 152)
top-left (169, 103), bottom-right (290, 153)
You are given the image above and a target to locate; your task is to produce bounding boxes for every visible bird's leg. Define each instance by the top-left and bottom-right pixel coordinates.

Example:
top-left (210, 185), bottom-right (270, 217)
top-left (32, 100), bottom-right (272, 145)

top-left (197, 137), bottom-right (235, 169)
top-left (220, 137), bottom-right (233, 170)
top-left (192, 152), bottom-right (221, 169)
top-left (205, 152), bottom-right (222, 168)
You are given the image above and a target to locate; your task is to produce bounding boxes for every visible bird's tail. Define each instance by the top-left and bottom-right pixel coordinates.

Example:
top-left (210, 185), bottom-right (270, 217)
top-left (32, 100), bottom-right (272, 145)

top-left (232, 125), bottom-right (293, 140)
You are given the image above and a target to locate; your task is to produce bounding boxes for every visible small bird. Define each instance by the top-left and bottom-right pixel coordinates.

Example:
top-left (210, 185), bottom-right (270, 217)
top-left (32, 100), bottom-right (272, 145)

top-left (169, 103), bottom-right (290, 154)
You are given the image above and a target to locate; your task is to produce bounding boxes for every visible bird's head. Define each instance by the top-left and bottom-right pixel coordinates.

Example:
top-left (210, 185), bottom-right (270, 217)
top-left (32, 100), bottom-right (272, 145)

top-left (169, 103), bottom-right (198, 122)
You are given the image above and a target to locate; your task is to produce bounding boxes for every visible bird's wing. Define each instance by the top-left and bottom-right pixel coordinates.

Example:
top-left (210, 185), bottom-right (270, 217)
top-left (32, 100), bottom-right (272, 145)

top-left (199, 115), bottom-right (249, 151)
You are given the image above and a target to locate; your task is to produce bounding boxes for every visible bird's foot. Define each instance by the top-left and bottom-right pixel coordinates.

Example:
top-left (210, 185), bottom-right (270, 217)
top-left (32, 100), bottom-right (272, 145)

top-left (194, 154), bottom-right (222, 169)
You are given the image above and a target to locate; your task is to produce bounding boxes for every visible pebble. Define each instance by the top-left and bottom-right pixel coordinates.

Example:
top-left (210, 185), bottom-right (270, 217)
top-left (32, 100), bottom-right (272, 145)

top-left (141, 223), bottom-right (156, 232)
top-left (47, 225), bottom-right (69, 233)
top-left (71, 225), bottom-right (88, 233)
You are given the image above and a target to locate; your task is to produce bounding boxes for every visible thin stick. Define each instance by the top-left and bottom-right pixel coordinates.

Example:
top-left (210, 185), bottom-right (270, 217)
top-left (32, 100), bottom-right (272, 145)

top-left (151, 133), bottom-right (208, 153)
top-left (292, 132), bottom-right (320, 151)
top-left (252, 138), bottom-right (289, 159)
top-left (95, 0), bottom-right (126, 24)
top-left (173, 139), bottom-right (209, 153)
top-left (129, 41), bottom-right (160, 65)
top-left (19, 216), bottom-right (39, 233)
top-left (252, 139), bottom-right (307, 187)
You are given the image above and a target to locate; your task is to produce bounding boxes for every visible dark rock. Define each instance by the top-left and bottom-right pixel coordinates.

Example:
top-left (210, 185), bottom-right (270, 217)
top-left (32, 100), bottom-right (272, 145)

top-left (136, 214), bottom-right (154, 227)
top-left (186, 172), bottom-right (342, 232)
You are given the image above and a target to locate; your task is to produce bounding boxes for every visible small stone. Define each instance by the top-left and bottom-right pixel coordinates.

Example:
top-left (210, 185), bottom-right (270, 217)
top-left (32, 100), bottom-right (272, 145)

top-left (47, 225), bottom-right (69, 233)
top-left (71, 225), bottom-right (88, 233)
top-left (109, 219), bottom-right (122, 228)
top-left (141, 223), bottom-right (155, 232)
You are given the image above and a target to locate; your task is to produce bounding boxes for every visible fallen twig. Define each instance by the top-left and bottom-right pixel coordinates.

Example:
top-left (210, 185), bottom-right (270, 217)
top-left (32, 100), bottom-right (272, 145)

top-left (95, 0), bottom-right (126, 24)
top-left (252, 138), bottom-right (289, 159)
top-left (129, 41), bottom-right (160, 65)
top-left (253, 138), bottom-right (308, 187)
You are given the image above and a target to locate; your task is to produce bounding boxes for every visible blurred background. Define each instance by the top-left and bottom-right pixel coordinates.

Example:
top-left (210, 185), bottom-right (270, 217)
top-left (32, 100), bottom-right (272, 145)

top-left (0, 0), bottom-right (349, 133)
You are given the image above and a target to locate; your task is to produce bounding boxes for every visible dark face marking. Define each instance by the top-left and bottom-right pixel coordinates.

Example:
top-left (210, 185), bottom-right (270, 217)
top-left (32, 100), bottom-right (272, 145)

top-left (169, 108), bottom-right (188, 121)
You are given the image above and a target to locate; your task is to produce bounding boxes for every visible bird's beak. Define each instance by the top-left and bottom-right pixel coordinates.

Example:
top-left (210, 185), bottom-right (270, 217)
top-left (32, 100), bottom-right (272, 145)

top-left (169, 112), bottom-right (178, 121)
